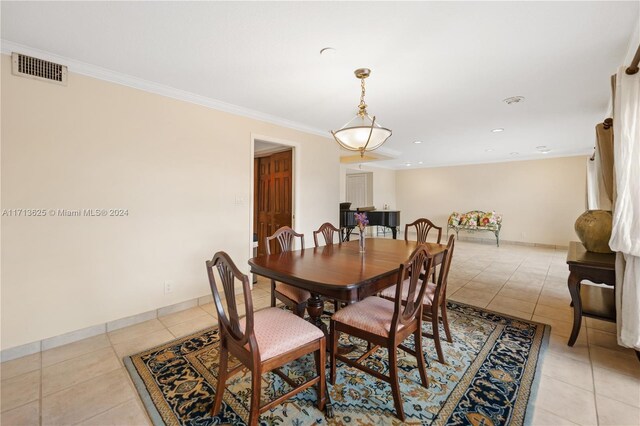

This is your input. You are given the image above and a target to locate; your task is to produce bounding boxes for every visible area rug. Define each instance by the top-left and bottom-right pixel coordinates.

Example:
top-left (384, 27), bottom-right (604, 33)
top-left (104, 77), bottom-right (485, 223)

top-left (124, 302), bottom-right (549, 425)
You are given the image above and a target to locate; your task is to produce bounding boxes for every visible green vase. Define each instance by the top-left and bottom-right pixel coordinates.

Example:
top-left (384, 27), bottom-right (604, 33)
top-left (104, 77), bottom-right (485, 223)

top-left (574, 210), bottom-right (613, 253)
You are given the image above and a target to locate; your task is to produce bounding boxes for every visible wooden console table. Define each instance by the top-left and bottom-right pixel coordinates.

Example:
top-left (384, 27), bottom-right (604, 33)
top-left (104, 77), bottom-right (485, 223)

top-left (566, 241), bottom-right (616, 346)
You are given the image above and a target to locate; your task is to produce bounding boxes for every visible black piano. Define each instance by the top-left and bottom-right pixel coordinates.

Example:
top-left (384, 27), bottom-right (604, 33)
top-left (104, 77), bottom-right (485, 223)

top-left (339, 206), bottom-right (401, 240)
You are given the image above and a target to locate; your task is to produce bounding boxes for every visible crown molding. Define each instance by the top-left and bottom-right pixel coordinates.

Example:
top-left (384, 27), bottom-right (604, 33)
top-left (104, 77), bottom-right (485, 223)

top-left (1, 40), bottom-right (330, 139)
top-left (389, 150), bottom-right (591, 171)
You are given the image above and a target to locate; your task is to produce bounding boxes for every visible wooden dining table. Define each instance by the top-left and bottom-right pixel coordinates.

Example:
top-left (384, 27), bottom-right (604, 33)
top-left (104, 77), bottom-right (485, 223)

top-left (248, 237), bottom-right (447, 417)
top-left (249, 238), bottom-right (447, 328)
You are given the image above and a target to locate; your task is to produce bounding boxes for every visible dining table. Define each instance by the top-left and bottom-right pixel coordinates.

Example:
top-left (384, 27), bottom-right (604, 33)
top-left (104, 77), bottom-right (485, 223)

top-left (248, 237), bottom-right (447, 417)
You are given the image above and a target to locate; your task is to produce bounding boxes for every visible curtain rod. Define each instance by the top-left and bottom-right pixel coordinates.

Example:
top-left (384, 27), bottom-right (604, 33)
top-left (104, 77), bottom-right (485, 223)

top-left (626, 44), bottom-right (640, 75)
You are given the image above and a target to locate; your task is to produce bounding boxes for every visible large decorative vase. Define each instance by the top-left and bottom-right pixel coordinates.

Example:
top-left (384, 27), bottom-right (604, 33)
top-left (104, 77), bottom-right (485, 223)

top-left (359, 232), bottom-right (366, 253)
top-left (574, 210), bottom-right (613, 253)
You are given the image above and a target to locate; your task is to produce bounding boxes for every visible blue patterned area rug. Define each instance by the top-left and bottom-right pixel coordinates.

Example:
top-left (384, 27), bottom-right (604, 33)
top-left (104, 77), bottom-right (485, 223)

top-left (125, 302), bottom-right (549, 426)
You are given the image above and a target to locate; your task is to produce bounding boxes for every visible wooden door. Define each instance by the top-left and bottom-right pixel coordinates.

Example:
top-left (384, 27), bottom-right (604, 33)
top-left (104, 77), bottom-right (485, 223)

top-left (256, 150), bottom-right (293, 256)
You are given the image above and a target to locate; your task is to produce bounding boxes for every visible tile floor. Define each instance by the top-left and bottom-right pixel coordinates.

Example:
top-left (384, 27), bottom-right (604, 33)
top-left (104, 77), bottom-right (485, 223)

top-left (1, 241), bottom-right (639, 425)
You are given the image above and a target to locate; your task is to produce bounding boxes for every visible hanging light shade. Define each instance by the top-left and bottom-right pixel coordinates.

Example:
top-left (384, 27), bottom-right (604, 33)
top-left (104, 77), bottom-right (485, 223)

top-left (331, 68), bottom-right (392, 157)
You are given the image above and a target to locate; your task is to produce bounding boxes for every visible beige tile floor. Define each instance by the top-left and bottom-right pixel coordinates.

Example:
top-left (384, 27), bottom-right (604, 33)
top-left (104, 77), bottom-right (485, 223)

top-left (2, 241), bottom-right (639, 425)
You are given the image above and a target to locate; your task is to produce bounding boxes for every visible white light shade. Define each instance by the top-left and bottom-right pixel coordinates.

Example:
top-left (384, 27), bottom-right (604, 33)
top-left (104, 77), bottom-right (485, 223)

top-left (332, 114), bottom-right (392, 152)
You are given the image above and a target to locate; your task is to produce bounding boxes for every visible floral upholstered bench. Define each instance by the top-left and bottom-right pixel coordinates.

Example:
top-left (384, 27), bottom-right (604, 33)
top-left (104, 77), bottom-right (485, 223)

top-left (448, 211), bottom-right (502, 246)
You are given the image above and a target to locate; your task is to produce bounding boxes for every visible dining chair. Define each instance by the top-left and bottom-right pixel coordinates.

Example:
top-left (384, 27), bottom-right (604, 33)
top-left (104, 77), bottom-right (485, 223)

top-left (266, 226), bottom-right (310, 317)
top-left (405, 217), bottom-right (442, 282)
top-left (206, 251), bottom-right (326, 425)
top-left (313, 222), bottom-right (344, 312)
top-left (313, 222), bottom-right (344, 247)
top-left (329, 245), bottom-right (434, 421)
top-left (380, 234), bottom-right (455, 364)
top-left (404, 218), bottom-right (443, 244)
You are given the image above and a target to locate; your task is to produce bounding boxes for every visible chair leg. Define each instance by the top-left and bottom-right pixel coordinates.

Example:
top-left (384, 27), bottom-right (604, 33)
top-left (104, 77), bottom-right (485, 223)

top-left (440, 301), bottom-right (453, 343)
top-left (414, 326), bottom-right (430, 388)
top-left (330, 321), bottom-right (338, 385)
top-left (248, 365), bottom-right (262, 426)
top-left (314, 339), bottom-right (327, 411)
top-left (388, 345), bottom-right (405, 421)
top-left (431, 313), bottom-right (446, 364)
top-left (270, 280), bottom-right (276, 307)
top-left (211, 341), bottom-right (229, 416)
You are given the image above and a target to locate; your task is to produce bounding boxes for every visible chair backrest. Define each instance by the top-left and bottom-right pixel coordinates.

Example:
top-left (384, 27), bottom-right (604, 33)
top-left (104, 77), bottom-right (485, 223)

top-left (313, 222), bottom-right (343, 247)
top-left (405, 218), bottom-right (442, 244)
top-left (206, 251), bottom-right (254, 347)
top-left (391, 245), bottom-right (434, 331)
top-left (434, 235), bottom-right (456, 302)
top-left (266, 226), bottom-right (305, 254)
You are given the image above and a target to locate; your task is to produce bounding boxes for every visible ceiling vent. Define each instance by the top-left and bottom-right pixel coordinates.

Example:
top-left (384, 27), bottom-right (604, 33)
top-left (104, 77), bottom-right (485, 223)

top-left (11, 52), bottom-right (67, 86)
top-left (503, 96), bottom-right (525, 105)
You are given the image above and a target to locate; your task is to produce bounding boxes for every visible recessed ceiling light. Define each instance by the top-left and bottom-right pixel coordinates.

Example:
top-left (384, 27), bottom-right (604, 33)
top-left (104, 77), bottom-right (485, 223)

top-left (413, 140), bottom-right (422, 144)
top-left (536, 145), bottom-right (552, 154)
top-left (319, 47), bottom-right (336, 55)
top-left (510, 152), bottom-right (519, 156)
top-left (503, 96), bottom-right (525, 105)
top-left (418, 161), bottom-right (423, 165)
top-left (485, 148), bottom-right (494, 152)
top-left (405, 163), bottom-right (412, 167)
top-left (491, 128), bottom-right (504, 133)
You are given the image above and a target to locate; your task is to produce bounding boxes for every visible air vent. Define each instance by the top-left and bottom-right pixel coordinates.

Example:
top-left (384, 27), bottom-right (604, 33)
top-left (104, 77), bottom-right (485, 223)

top-left (11, 52), bottom-right (67, 85)
top-left (503, 96), bottom-right (525, 105)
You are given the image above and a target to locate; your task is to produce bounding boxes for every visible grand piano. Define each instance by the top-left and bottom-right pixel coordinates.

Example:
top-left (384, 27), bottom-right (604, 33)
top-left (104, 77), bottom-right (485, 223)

top-left (339, 204), bottom-right (401, 240)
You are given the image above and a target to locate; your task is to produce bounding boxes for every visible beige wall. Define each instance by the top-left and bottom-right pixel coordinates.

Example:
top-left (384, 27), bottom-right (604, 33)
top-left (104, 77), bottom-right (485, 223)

top-left (1, 55), bottom-right (340, 350)
top-left (396, 156), bottom-right (587, 246)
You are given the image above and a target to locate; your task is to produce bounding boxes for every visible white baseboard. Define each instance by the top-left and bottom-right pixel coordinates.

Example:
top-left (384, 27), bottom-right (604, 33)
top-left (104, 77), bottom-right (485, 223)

top-left (1, 293), bottom-right (213, 362)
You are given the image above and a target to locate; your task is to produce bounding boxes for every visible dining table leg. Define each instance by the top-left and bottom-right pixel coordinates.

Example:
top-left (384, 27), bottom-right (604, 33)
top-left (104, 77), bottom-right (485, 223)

top-left (305, 293), bottom-right (334, 418)
top-left (306, 294), bottom-right (328, 335)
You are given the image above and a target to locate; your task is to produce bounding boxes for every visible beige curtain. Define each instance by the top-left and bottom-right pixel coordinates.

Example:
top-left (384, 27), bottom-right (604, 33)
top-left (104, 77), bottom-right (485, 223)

top-left (595, 122), bottom-right (614, 205)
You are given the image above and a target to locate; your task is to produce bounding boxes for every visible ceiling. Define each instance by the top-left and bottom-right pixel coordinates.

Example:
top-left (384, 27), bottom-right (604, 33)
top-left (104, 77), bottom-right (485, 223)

top-left (2, 2), bottom-right (638, 169)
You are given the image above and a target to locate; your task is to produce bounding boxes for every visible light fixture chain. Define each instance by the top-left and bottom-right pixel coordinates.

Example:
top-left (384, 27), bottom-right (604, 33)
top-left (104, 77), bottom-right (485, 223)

top-left (358, 77), bottom-right (367, 116)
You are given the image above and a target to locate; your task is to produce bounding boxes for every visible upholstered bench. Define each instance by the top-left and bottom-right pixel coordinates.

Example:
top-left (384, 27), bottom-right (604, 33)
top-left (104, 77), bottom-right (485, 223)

top-left (448, 211), bottom-right (502, 246)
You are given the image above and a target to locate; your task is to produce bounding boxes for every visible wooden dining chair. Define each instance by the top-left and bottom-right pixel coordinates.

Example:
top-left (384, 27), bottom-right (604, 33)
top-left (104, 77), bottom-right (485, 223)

top-left (313, 222), bottom-right (344, 312)
top-left (405, 217), bottom-right (442, 282)
top-left (404, 218), bottom-right (443, 244)
top-left (313, 222), bottom-right (344, 247)
top-left (329, 245), bottom-right (434, 421)
top-left (380, 234), bottom-right (455, 364)
top-left (206, 251), bottom-right (326, 426)
top-left (266, 226), bottom-right (310, 317)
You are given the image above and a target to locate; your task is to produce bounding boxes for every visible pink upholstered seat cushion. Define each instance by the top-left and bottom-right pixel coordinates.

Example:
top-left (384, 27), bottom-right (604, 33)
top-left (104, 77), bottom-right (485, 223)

top-left (276, 283), bottom-right (311, 304)
top-left (240, 307), bottom-right (324, 361)
top-left (331, 296), bottom-right (406, 337)
top-left (379, 280), bottom-right (437, 307)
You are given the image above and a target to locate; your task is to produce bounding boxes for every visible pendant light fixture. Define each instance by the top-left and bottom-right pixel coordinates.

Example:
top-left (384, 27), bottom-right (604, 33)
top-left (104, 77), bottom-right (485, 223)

top-left (331, 68), bottom-right (392, 157)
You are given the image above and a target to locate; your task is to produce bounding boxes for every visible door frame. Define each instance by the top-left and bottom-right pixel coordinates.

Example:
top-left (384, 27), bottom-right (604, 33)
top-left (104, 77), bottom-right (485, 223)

top-left (250, 133), bottom-right (299, 262)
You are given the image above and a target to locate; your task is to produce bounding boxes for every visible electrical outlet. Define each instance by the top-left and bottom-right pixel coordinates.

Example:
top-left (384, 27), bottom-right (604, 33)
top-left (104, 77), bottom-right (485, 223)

top-left (164, 281), bottom-right (173, 294)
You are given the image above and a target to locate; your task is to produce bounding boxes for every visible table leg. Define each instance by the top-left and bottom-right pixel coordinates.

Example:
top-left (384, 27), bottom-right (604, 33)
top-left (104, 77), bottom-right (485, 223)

top-left (306, 294), bottom-right (328, 335)
top-left (306, 294), bottom-right (334, 418)
top-left (567, 272), bottom-right (582, 346)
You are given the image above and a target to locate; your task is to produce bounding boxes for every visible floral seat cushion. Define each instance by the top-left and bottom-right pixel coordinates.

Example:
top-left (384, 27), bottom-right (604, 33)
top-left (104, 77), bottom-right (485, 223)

top-left (459, 212), bottom-right (479, 229)
top-left (478, 211), bottom-right (501, 230)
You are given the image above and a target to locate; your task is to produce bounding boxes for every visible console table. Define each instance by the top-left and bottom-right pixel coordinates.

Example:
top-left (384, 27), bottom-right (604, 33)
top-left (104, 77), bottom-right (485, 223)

top-left (566, 241), bottom-right (616, 346)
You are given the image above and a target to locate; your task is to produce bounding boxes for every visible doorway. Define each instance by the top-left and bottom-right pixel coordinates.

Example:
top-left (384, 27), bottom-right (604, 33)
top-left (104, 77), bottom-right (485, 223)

top-left (253, 144), bottom-right (293, 256)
